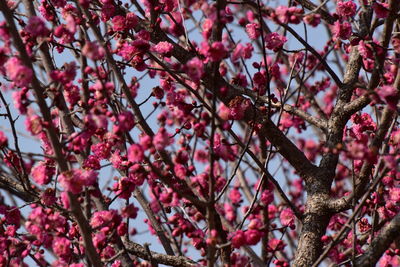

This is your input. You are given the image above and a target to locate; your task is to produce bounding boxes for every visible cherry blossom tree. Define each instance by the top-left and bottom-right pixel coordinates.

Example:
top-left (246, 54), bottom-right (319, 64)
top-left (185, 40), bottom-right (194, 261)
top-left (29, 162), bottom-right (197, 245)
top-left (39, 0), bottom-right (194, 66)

top-left (0, 0), bottom-right (399, 266)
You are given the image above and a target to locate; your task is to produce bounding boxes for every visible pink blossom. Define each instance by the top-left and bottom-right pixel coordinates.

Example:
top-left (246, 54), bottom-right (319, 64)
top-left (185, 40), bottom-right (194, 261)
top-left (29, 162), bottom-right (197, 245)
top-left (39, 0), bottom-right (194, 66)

top-left (242, 43), bottom-right (254, 59)
top-left (231, 230), bottom-right (246, 248)
top-left (52, 237), bottom-right (71, 259)
top-left (202, 42), bottom-right (228, 62)
top-left (85, 113), bottom-right (108, 134)
top-left (65, 14), bottom-right (77, 34)
top-left (332, 21), bottom-right (352, 40)
top-left (58, 169), bottom-right (98, 194)
top-left (60, 191), bottom-right (70, 209)
top-left (358, 40), bottom-right (385, 71)
top-left (118, 41), bottom-right (149, 71)
top-left (125, 12), bottom-right (138, 29)
top-left (378, 204), bottom-right (397, 220)
top-left (218, 103), bottom-right (231, 120)
top-left (160, 0), bottom-right (176, 12)
top-left (372, 2), bottom-right (389, 19)
top-left (82, 41), bottom-right (105, 61)
top-left (185, 57), bottom-right (204, 83)
top-left (377, 85), bottom-right (399, 110)
top-left (117, 222), bottom-right (128, 236)
top-left (38, 1), bottom-right (56, 22)
top-left (3, 206), bottom-right (21, 228)
top-left (261, 189), bottom-right (274, 205)
top-left (167, 12), bottom-right (184, 37)
top-left (358, 218), bottom-right (371, 233)
top-left (248, 219), bottom-right (263, 230)
top-left (303, 14), bottom-right (321, 27)
top-left (389, 187), bottom-right (400, 203)
top-left (93, 231), bottom-right (107, 249)
top-left (113, 111), bottom-right (135, 133)
top-left (228, 96), bottom-right (251, 120)
top-left (379, 254), bottom-right (400, 267)
top-left (152, 86), bottom-right (164, 99)
top-left (274, 6), bottom-right (304, 24)
top-left (91, 79), bottom-right (114, 100)
top-left (245, 23), bottom-right (260, 40)
top-left (50, 62), bottom-right (77, 84)
top-left (201, 18), bottom-right (213, 40)
top-left (90, 210), bottom-right (121, 229)
top-left (193, 122), bottom-right (206, 137)
top-left (128, 144), bottom-right (144, 162)
top-left (53, 24), bottom-right (75, 44)
top-left (31, 161), bottom-right (55, 185)
top-left (5, 57), bottom-right (33, 87)
top-left (83, 155), bottom-right (101, 170)
top-left (140, 134), bottom-right (153, 149)
top-left (40, 188), bottom-right (56, 206)
top-left (1, 0), bottom-right (398, 263)
top-left (230, 252), bottom-right (249, 265)
top-left (350, 113), bottom-right (377, 141)
top-left (268, 238), bottom-right (286, 251)
top-left (0, 131), bottom-right (8, 148)
top-left (159, 188), bottom-right (173, 204)
top-left (152, 41), bottom-right (174, 57)
top-left (0, 21), bottom-right (10, 43)
top-left (244, 229), bottom-right (262, 245)
top-left (280, 208), bottom-right (295, 228)
top-left (232, 43), bottom-right (253, 62)
top-left (229, 188), bottom-right (242, 205)
top-left (5, 225), bottom-right (16, 237)
top-left (336, 1), bottom-right (357, 18)
top-left (112, 15), bottom-right (126, 31)
top-left (63, 85), bottom-right (80, 107)
top-left (25, 111), bottom-right (43, 136)
top-left (392, 36), bottom-right (400, 53)
top-left (101, 3), bottom-right (115, 21)
top-left (383, 155), bottom-right (398, 170)
top-left (224, 203), bottom-right (236, 222)
top-left (175, 149), bottom-right (189, 164)
top-left (111, 261), bottom-right (123, 267)
top-left (253, 71), bottom-right (267, 88)
top-left (91, 142), bottom-right (112, 160)
top-left (174, 163), bottom-right (187, 179)
top-left (153, 127), bottom-right (173, 150)
top-left (121, 204), bottom-right (138, 219)
top-left (113, 176), bottom-right (135, 199)
top-left (67, 131), bottom-right (91, 153)
top-left (127, 170), bottom-right (145, 187)
top-left (109, 150), bottom-right (123, 170)
top-left (265, 32), bottom-right (287, 51)
top-left (118, 41), bottom-right (146, 60)
top-left (206, 229), bottom-right (218, 246)
top-left (25, 16), bottom-right (49, 37)
top-left (213, 133), bottom-right (235, 161)
top-left (347, 140), bottom-right (369, 160)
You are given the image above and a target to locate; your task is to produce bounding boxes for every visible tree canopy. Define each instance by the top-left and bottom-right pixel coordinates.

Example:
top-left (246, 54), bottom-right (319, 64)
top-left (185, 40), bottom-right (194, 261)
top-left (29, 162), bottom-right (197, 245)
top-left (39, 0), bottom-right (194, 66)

top-left (0, 0), bottom-right (399, 266)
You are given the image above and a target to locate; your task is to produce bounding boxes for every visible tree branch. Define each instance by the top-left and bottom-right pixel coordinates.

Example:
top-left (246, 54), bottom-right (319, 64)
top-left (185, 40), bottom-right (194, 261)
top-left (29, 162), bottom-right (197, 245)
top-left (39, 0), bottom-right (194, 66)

top-left (278, 23), bottom-right (343, 88)
top-left (0, 3), bottom-right (103, 266)
top-left (125, 241), bottom-right (196, 267)
top-left (0, 171), bottom-right (37, 202)
top-left (295, 0), bottom-right (336, 24)
top-left (354, 213), bottom-right (400, 266)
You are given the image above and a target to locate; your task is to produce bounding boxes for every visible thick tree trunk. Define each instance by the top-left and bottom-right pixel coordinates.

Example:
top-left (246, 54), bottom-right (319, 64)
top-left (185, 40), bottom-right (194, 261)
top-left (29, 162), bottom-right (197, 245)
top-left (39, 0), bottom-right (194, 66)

top-left (293, 194), bottom-right (331, 266)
